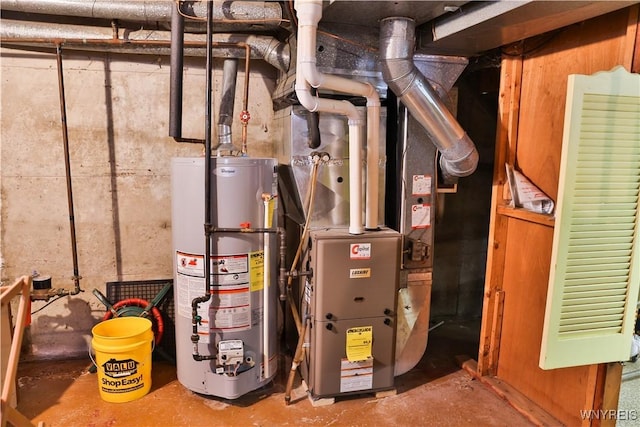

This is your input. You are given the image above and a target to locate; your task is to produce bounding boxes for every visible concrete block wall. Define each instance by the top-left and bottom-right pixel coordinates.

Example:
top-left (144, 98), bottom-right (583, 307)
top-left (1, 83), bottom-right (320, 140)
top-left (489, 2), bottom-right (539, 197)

top-left (0, 48), bottom-right (278, 359)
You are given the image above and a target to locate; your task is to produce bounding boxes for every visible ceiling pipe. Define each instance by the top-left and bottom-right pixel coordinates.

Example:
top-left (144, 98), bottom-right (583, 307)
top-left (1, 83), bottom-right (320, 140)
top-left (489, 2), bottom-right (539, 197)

top-left (1, 19), bottom-right (290, 72)
top-left (169, 2), bottom-right (185, 139)
top-left (379, 17), bottom-right (478, 184)
top-left (0, 0), bottom-right (285, 30)
top-left (294, 0), bottom-right (381, 234)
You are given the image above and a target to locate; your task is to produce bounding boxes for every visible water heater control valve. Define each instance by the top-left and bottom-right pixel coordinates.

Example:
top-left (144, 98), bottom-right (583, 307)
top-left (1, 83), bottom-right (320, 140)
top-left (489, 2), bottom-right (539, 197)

top-left (217, 339), bottom-right (245, 366)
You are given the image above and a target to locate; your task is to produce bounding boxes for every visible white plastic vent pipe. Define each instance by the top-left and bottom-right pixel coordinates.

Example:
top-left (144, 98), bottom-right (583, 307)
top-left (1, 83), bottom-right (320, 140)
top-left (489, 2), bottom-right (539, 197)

top-left (294, 0), bottom-right (381, 234)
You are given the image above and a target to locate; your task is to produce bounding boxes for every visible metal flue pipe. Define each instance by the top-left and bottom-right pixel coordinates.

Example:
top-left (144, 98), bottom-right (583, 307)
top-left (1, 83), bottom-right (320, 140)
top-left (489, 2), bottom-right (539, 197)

top-left (379, 17), bottom-right (478, 184)
top-left (217, 58), bottom-right (239, 151)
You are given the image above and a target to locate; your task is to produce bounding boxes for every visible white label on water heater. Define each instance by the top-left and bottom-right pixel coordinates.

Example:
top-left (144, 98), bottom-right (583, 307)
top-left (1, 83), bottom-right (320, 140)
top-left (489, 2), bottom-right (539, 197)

top-left (177, 252), bottom-right (205, 277)
top-left (209, 284), bottom-right (251, 332)
top-left (350, 243), bottom-right (371, 260)
top-left (176, 251), bottom-right (252, 338)
top-left (175, 271), bottom-right (211, 343)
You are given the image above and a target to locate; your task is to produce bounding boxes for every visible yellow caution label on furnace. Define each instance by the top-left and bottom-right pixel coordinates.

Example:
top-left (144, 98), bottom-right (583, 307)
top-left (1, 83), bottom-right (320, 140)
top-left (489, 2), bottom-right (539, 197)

top-left (346, 326), bottom-right (373, 362)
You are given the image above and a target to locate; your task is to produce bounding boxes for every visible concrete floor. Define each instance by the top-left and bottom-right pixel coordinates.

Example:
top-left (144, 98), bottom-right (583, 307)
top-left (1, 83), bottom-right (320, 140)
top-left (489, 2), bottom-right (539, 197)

top-left (15, 321), bottom-right (533, 427)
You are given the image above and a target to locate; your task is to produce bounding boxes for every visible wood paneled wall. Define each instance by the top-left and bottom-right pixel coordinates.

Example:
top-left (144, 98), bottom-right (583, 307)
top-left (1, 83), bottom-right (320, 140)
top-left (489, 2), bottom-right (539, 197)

top-left (479, 6), bottom-right (638, 426)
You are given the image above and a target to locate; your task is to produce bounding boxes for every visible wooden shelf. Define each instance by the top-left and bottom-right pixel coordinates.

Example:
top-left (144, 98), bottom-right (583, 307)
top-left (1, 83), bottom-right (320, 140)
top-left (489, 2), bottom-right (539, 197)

top-left (496, 204), bottom-right (555, 228)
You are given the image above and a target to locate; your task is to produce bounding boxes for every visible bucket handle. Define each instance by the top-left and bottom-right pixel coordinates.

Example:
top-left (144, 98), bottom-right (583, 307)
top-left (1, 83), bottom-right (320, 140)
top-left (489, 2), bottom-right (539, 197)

top-left (88, 338), bottom-right (155, 369)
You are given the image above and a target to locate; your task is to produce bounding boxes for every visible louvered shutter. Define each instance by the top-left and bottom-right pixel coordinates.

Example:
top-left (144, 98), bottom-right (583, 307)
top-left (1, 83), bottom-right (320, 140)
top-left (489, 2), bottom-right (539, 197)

top-left (540, 67), bottom-right (640, 370)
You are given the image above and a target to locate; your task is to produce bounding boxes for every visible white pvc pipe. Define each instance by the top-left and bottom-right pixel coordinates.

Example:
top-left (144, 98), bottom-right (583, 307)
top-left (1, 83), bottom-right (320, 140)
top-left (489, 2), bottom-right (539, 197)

top-left (365, 103), bottom-right (380, 230)
top-left (295, 0), bottom-right (380, 233)
top-left (262, 195), bottom-right (271, 378)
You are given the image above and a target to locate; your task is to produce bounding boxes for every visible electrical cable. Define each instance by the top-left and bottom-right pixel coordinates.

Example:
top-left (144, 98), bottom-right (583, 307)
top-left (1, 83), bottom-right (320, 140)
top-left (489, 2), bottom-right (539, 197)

top-left (30, 296), bottom-right (63, 315)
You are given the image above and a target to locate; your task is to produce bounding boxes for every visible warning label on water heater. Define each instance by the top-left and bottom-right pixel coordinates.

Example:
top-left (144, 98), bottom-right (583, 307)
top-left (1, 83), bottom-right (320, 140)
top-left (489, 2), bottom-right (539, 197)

top-left (175, 251), bottom-right (252, 340)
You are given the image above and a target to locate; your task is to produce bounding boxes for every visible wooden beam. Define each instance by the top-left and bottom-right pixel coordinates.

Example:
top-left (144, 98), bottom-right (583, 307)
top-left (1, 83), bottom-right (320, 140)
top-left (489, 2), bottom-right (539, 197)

top-left (459, 357), bottom-right (562, 427)
top-left (624, 4), bottom-right (639, 72)
top-left (487, 290), bottom-right (505, 373)
top-left (1, 276), bottom-right (38, 427)
top-left (593, 363), bottom-right (624, 427)
top-left (478, 53), bottom-right (523, 375)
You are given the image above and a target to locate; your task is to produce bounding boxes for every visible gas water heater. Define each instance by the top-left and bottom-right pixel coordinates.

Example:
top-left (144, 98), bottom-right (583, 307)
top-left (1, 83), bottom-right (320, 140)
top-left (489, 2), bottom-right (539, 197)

top-left (171, 156), bottom-right (278, 399)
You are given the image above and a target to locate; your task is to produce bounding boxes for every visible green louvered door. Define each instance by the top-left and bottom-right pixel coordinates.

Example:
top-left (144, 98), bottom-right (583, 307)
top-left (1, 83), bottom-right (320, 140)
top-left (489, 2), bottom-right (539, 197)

top-left (540, 67), bottom-right (640, 370)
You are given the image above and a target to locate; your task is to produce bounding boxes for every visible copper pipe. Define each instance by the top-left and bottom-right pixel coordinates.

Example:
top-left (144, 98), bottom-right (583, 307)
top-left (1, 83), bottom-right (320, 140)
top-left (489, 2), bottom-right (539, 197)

top-left (55, 44), bottom-right (82, 295)
top-left (284, 316), bottom-right (308, 405)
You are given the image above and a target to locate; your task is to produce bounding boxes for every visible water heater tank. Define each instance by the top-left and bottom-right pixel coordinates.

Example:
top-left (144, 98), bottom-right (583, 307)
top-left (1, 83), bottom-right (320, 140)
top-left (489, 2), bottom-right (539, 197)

top-left (171, 157), bottom-right (278, 399)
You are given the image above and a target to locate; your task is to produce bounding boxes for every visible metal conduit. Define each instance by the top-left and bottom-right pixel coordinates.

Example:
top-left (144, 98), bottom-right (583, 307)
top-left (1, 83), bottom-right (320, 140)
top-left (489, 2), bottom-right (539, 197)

top-left (379, 17), bottom-right (478, 184)
top-left (1, 0), bottom-right (284, 29)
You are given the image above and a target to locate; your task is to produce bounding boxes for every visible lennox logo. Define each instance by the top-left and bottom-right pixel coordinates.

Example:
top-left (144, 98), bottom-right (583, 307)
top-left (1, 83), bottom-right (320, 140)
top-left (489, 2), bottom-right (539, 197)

top-left (350, 243), bottom-right (371, 259)
top-left (349, 268), bottom-right (371, 279)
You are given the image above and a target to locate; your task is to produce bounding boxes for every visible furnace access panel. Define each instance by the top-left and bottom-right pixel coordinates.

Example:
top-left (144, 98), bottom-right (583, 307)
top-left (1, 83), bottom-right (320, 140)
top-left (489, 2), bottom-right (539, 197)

top-left (303, 227), bottom-right (401, 399)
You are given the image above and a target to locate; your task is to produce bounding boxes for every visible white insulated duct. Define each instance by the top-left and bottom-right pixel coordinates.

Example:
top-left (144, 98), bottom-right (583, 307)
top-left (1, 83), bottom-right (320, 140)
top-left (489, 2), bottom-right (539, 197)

top-left (0, 0), bottom-right (284, 29)
top-left (294, 0), bottom-right (381, 234)
top-left (379, 17), bottom-right (478, 184)
top-left (0, 19), bottom-right (290, 72)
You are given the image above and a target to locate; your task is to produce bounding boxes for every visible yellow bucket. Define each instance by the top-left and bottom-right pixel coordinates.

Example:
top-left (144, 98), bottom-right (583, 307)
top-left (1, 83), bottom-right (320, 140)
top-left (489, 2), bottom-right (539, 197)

top-left (91, 317), bottom-right (153, 403)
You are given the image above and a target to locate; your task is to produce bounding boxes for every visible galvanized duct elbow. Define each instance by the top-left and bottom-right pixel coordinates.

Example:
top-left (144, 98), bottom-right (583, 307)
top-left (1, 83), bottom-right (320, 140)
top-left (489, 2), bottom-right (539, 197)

top-left (379, 17), bottom-right (478, 184)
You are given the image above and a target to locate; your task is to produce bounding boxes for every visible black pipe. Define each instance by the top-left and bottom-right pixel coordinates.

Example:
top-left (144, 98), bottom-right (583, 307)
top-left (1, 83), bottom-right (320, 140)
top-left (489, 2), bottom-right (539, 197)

top-left (55, 44), bottom-right (82, 295)
top-left (191, 0), bottom-right (215, 362)
top-left (306, 88), bottom-right (321, 149)
top-left (169, 1), bottom-right (184, 139)
top-left (205, 226), bottom-right (278, 234)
